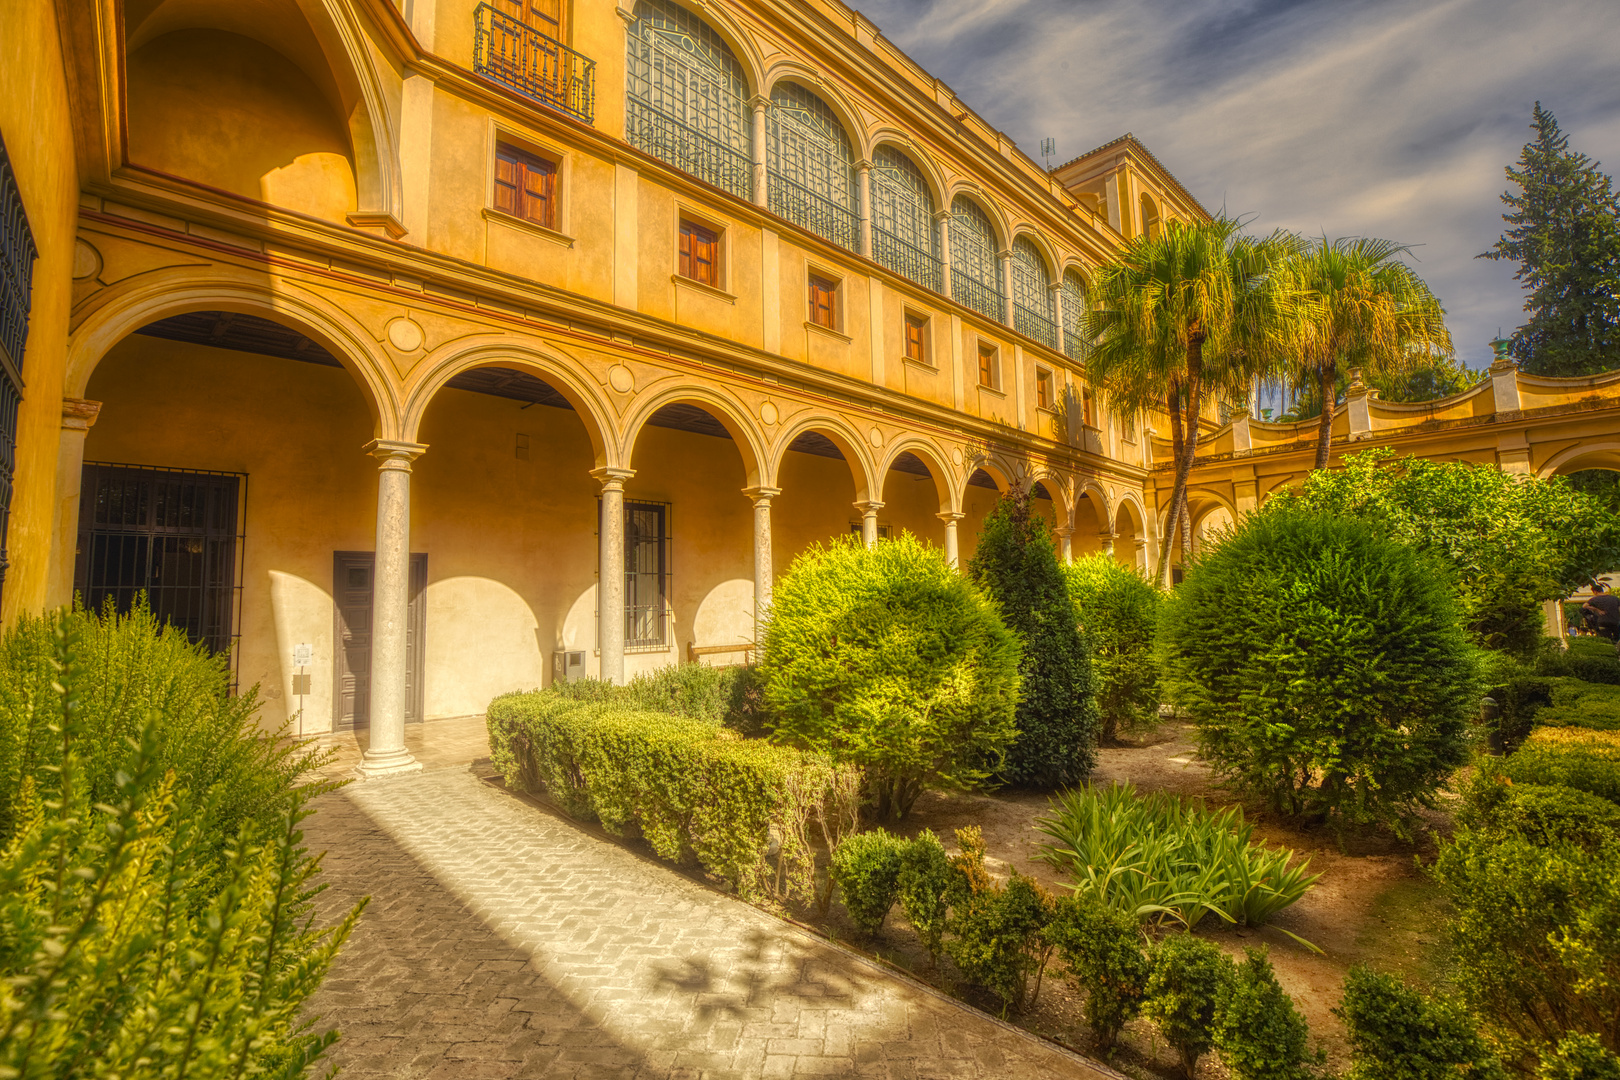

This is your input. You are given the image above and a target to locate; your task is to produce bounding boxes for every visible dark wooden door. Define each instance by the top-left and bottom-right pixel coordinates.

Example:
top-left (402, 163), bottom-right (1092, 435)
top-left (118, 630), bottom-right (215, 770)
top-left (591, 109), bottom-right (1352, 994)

top-left (333, 551), bottom-right (426, 731)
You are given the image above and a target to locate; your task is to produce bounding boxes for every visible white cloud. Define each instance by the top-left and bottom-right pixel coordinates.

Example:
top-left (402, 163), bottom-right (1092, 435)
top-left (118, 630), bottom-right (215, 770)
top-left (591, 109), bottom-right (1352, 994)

top-left (858, 0), bottom-right (1620, 365)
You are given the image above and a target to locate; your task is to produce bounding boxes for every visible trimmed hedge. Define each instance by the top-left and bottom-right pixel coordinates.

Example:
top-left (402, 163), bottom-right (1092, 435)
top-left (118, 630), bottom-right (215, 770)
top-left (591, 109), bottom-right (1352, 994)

top-left (1538, 637), bottom-right (1620, 686)
top-left (1459, 771), bottom-right (1620, 848)
top-left (487, 691), bottom-right (859, 901)
top-left (1501, 728), bottom-right (1620, 805)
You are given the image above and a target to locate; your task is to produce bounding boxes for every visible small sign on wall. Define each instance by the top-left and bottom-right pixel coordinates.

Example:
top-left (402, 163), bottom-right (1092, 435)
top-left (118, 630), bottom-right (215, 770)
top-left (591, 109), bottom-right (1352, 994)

top-left (293, 643), bottom-right (313, 668)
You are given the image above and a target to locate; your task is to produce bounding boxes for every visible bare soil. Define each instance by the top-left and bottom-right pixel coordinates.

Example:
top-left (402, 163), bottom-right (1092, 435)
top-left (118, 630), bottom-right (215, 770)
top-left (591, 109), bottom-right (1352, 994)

top-left (792, 723), bottom-right (1455, 1078)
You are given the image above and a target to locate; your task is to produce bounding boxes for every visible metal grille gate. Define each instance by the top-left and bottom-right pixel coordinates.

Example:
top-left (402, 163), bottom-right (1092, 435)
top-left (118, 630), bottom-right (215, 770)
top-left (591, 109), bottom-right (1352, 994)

top-left (75, 463), bottom-right (245, 660)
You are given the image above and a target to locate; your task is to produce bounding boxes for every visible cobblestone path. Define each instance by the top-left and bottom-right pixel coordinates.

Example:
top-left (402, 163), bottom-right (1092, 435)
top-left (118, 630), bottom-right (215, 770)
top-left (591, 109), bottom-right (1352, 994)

top-left (304, 766), bottom-right (1113, 1079)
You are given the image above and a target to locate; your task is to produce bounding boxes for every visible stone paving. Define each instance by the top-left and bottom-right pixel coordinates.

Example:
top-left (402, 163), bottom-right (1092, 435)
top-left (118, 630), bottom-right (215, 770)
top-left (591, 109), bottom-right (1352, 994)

top-left (303, 747), bottom-right (1115, 1079)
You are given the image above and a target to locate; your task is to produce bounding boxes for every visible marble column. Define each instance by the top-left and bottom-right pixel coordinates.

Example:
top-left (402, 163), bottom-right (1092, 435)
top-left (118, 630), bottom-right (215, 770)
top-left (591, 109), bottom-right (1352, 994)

top-left (856, 160), bottom-right (874, 257)
top-left (358, 439), bottom-right (427, 779)
top-left (1099, 530), bottom-right (1117, 556)
top-left (998, 249), bottom-right (1016, 328)
top-left (47, 398), bottom-right (102, 608)
top-left (1054, 525), bottom-right (1074, 563)
top-left (744, 485), bottom-right (780, 640)
top-left (594, 467), bottom-right (634, 685)
top-left (937, 511), bottom-right (964, 569)
top-left (856, 500), bottom-right (884, 548)
top-left (935, 210), bottom-right (953, 297)
top-left (749, 96), bottom-right (770, 208)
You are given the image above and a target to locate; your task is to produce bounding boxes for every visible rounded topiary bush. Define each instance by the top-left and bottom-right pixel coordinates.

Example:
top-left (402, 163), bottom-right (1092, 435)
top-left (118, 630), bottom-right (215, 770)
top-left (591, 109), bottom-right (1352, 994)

top-left (1063, 554), bottom-right (1163, 741)
top-left (761, 533), bottom-right (1021, 820)
top-left (1159, 507), bottom-right (1479, 832)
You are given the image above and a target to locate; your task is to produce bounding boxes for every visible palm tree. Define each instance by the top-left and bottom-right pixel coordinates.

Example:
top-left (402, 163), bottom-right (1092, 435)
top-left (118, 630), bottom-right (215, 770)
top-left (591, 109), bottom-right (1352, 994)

top-left (1277, 237), bottom-right (1453, 470)
top-left (1084, 218), bottom-right (1296, 584)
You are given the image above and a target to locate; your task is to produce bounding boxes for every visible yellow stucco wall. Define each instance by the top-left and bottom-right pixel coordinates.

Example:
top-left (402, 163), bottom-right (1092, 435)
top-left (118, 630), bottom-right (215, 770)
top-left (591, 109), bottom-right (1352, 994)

top-left (0, 0), bottom-right (78, 624)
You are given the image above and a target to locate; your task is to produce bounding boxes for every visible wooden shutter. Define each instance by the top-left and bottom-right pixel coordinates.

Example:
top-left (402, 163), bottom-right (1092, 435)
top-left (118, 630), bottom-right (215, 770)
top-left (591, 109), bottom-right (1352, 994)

top-left (523, 158), bottom-right (555, 228)
top-left (809, 275), bottom-right (837, 329)
top-left (905, 316), bottom-right (925, 362)
top-left (494, 153), bottom-right (520, 216)
top-left (979, 346), bottom-right (995, 387)
top-left (680, 221), bottom-right (718, 286)
top-left (1037, 371), bottom-right (1051, 409)
top-left (495, 144), bottom-right (558, 229)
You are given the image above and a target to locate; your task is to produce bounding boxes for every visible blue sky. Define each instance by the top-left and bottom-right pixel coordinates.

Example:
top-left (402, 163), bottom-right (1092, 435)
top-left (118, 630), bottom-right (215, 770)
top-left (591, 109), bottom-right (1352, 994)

top-left (855, 0), bottom-right (1620, 368)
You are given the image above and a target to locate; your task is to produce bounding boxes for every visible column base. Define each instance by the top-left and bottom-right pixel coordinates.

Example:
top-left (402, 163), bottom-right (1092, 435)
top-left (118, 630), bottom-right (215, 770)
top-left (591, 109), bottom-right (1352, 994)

top-left (355, 747), bottom-right (424, 780)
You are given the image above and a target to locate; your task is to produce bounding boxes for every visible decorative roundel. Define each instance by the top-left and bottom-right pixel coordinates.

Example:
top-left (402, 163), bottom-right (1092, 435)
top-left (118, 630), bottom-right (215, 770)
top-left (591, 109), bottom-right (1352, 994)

top-left (72, 240), bottom-right (102, 281)
top-left (760, 401), bottom-right (779, 425)
top-left (386, 317), bottom-right (424, 352)
top-left (951, 447), bottom-right (964, 466)
top-left (868, 427), bottom-right (884, 448)
top-left (608, 365), bottom-right (635, 393)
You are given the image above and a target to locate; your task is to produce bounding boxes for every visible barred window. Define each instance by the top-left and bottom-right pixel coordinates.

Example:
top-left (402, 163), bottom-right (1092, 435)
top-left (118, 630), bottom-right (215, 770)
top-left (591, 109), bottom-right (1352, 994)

top-left (767, 82), bottom-right (857, 251)
top-left (624, 500), bottom-right (669, 650)
top-left (1062, 269), bottom-right (1088, 361)
top-left (626, 0), bottom-right (752, 200)
top-left (0, 135), bottom-right (34, 611)
top-left (871, 146), bottom-right (940, 291)
top-left (1011, 237), bottom-right (1057, 350)
top-left (949, 196), bottom-right (1002, 323)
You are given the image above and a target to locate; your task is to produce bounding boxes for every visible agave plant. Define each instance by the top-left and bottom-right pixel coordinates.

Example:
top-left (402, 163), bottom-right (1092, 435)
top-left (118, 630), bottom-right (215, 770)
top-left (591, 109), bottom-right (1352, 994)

top-left (1035, 783), bottom-right (1321, 941)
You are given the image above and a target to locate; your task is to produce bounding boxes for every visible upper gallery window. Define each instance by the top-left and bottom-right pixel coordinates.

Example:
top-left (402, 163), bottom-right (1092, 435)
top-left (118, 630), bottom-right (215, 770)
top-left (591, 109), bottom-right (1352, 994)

top-left (950, 197), bottom-right (1003, 323)
top-left (871, 146), bottom-right (941, 292)
top-left (494, 142), bottom-right (558, 230)
top-left (1011, 237), bottom-right (1058, 350)
top-left (1062, 269), bottom-right (1089, 361)
top-left (625, 0), bottom-right (752, 199)
top-left (768, 82), bottom-right (858, 251)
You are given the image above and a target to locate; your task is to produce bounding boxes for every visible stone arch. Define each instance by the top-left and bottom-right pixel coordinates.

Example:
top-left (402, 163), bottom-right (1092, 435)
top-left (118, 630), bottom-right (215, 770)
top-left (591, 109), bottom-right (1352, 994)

top-left (1026, 464), bottom-right (1073, 524)
top-left (878, 438), bottom-right (959, 515)
top-left (1139, 191), bottom-right (1163, 240)
top-left (771, 414), bottom-right (879, 503)
top-left (66, 265), bottom-right (396, 437)
top-left (124, 0), bottom-right (402, 226)
top-left (762, 62), bottom-right (869, 160)
top-left (633, 0), bottom-right (768, 97)
top-left (946, 185), bottom-right (1011, 251)
top-left (1540, 441), bottom-right (1620, 477)
top-left (868, 133), bottom-right (949, 211)
top-left (966, 453), bottom-right (1017, 494)
top-left (400, 339), bottom-right (618, 469)
top-left (622, 385), bottom-right (769, 489)
top-left (1009, 226), bottom-right (1061, 279)
top-left (1076, 479), bottom-right (1113, 526)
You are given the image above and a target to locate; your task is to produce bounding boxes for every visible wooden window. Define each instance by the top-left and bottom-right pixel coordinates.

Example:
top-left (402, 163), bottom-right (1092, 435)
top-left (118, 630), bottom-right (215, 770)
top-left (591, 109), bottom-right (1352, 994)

top-left (978, 343), bottom-right (997, 388)
top-left (678, 220), bottom-right (719, 287)
top-left (904, 314), bottom-right (928, 364)
top-left (494, 0), bottom-right (564, 38)
top-left (1083, 390), bottom-right (1095, 426)
top-left (808, 274), bottom-right (839, 330)
top-left (494, 143), bottom-right (557, 230)
top-left (1036, 369), bottom-right (1053, 410)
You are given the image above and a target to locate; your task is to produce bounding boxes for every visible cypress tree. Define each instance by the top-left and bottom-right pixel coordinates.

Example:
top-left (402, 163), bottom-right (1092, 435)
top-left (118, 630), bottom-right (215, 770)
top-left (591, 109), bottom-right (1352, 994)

top-left (1480, 103), bottom-right (1620, 376)
top-left (969, 485), bottom-right (1099, 786)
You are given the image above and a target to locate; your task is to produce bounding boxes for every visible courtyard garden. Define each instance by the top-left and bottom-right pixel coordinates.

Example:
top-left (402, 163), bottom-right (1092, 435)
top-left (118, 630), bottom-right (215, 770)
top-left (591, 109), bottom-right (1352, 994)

top-left (488, 451), bottom-right (1620, 1080)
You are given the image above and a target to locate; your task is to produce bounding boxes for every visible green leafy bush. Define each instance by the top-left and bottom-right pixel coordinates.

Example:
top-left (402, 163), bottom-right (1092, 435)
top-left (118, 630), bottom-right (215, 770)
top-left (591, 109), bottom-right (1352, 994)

top-left (1527, 679), bottom-right (1620, 732)
top-left (897, 828), bottom-right (951, 967)
top-left (1431, 828), bottom-right (1620, 1072)
top-left (550, 662), bottom-right (765, 732)
top-left (1144, 932), bottom-right (1234, 1077)
top-left (487, 690), bottom-right (859, 901)
top-left (941, 826), bottom-right (1056, 1013)
top-left (1048, 894), bottom-right (1150, 1050)
top-left (1035, 783), bottom-right (1318, 929)
top-left (761, 533), bottom-right (1021, 819)
top-left (1212, 947), bottom-right (1319, 1080)
top-left (1062, 554), bottom-right (1162, 741)
top-left (0, 607), bottom-right (359, 1078)
top-left (1267, 448), bottom-right (1620, 658)
top-left (830, 829), bottom-right (907, 934)
top-left (1458, 771), bottom-right (1620, 848)
top-left (1540, 1035), bottom-right (1620, 1080)
top-left (1500, 728), bottom-right (1620, 804)
top-left (1335, 965), bottom-right (1503, 1080)
top-left (1160, 506), bottom-right (1479, 832)
top-left (970, 487), bottom-right (1099, 787)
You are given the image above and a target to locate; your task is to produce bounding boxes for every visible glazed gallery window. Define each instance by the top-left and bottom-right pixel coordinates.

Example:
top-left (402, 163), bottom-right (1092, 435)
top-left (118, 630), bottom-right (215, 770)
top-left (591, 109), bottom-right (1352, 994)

top-left (678, 219), bottom-right (719, 287)
top-left (904, 313), bottom-right (928, 364)
top-left (494, 143), bottom-right (558, 229)
top-left (808, 274), bottom-right (839, 330)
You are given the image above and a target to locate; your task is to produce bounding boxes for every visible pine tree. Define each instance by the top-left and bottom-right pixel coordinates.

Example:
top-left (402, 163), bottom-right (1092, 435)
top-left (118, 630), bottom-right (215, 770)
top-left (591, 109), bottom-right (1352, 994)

top-left (969, 485), bottom-right (1098, 787)
top-left (1480, 103), bottom-right (1620, 377)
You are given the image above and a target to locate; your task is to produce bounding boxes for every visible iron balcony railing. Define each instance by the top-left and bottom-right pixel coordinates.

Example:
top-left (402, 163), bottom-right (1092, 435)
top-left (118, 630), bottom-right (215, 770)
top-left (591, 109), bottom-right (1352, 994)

top-left (872, 228), bottom-right (943, 294)
top-left (952, 268), bottom-right (1005, 324)
top-left (1016, 303), bottom-right (1060, 351)
top-left (768, 170), bottom-right (858, 252)
top-left (474, 4), bottom-right (595, 125)
top-left (626, 99), bottom-right (752, 201)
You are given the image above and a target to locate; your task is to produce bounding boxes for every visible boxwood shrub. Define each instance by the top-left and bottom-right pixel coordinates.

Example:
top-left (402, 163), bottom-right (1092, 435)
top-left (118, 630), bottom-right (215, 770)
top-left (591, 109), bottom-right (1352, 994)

top-left (1500, 728), bottom-right (1620, 804)
top-left (487, 690), bottom-right (858, 901)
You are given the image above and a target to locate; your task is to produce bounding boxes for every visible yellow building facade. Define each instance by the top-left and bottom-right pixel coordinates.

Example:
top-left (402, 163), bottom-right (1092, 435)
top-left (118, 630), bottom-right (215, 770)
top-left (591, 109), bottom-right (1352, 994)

top-left (3, 0), bottom-right (1210, 775)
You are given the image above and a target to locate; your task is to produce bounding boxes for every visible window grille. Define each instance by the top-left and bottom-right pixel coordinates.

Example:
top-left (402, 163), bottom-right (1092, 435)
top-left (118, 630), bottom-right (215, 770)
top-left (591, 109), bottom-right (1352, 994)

top-left (768, 82), bottom-right (858, 251)
top-left (624, 500), bottom-right (670, 650)
top-left (75, 463), bottom-right (246, 665)
top-left (1012, 237), bottom-right (1058, 350)
top-left (949, 196), bottom-right (1003, 323)
top-left (0, 135), bottom-right (34, 612)
top-left (1061, 269), bottom-right (1088, 361)
top-left (625, 0), bottom-right (752, 199)
top-left (870, 146), bottom-right (940, 291)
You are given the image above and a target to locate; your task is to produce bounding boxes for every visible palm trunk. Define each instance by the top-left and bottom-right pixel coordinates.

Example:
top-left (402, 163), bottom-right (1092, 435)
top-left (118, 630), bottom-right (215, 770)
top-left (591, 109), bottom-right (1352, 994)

top-left (1160, 339), bottom-right (1206, 586)
top-left (1179, 488), bottom-right (1192, 567)
top-left (1313, 360), bottom-right (1337, 471)
top-left (1156, 381), bottom-right (1185, 585)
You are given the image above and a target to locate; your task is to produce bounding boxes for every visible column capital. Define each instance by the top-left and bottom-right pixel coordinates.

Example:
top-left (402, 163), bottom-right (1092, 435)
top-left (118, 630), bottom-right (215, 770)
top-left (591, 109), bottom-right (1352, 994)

top-left (743, 484), bottom-right (782, 505)
top-left (854, 499), bottom-right (886, 513)
top-left (1053, 524), bottom-right (1074, 538)
top-left (61, 397), bottom-right (101, 432)
top-left (932, 209), bottom-right (954, 223)
top-left (935, 510), bottom-right (965, 523)
top-left (367, 439), bottom-right (428, 471)
top-left (855, 158), bottom-right (873, 173)
top-left (747, 94), bottom-right (771, 111)
top-left (1097, 530), bottom-right (1117, 542)
top-left (591, 465), bottom-right (636, 491)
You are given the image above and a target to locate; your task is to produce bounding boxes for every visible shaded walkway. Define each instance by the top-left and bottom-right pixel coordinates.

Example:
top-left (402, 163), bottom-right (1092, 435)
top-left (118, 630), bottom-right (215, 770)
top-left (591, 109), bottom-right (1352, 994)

top-left (304, 765), bottom-right (1114, 1079)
